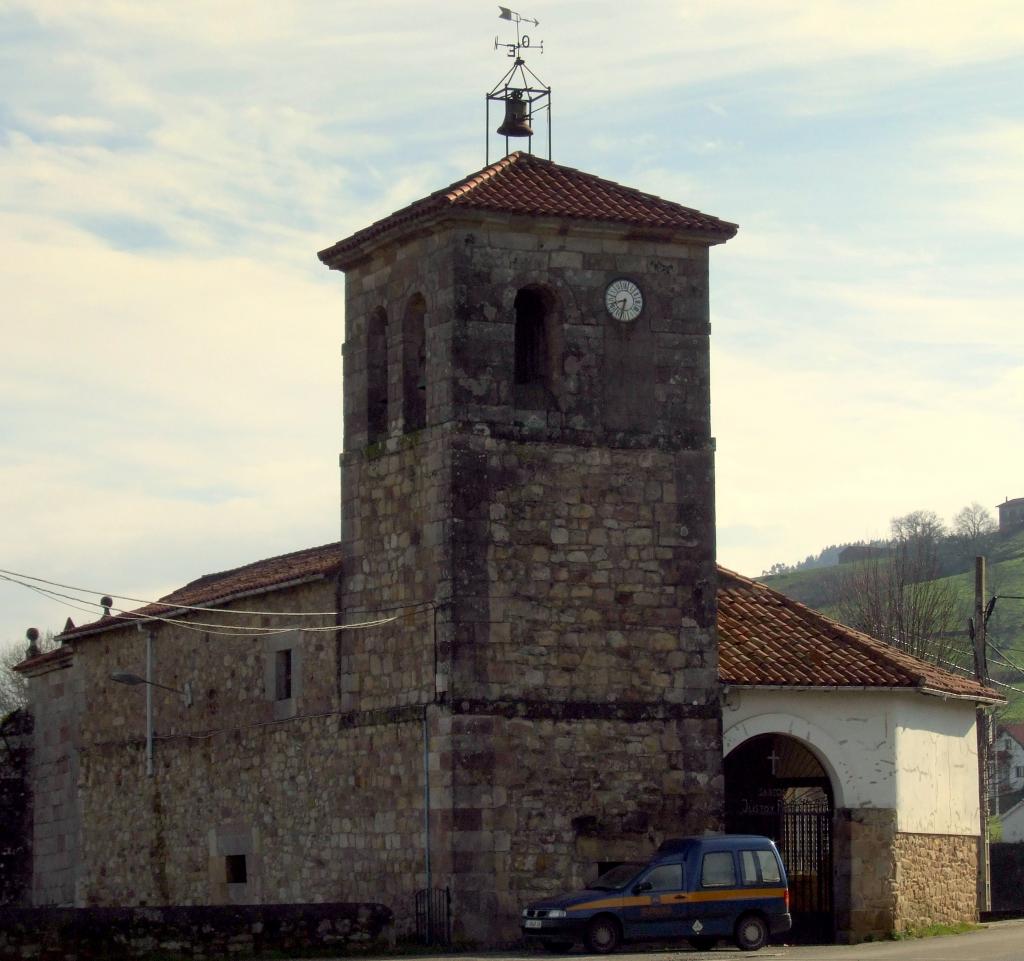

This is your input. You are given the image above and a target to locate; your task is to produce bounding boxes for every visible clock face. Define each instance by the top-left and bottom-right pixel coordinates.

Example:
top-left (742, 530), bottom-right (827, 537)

top-left (605, 278), bottom-right (644, 322)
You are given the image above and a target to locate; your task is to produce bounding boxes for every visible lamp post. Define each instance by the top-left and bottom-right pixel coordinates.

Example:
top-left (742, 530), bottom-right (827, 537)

top-left (111, 640), bottom-right (192, 777)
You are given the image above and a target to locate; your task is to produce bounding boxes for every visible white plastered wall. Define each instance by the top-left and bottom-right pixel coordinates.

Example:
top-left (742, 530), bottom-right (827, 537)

top-left (724, 688), bottom-right (980, 835)
top-left (892, 695), bottom-right (979, 834)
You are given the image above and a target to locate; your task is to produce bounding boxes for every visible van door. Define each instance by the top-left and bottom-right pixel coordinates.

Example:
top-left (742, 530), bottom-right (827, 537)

top-left (621, 862), bottom-right (687, 940)
top-left (689, 850), bottom-right (740, 937)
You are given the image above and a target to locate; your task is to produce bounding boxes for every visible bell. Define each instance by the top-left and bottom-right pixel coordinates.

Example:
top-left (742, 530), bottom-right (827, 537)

top-left (497, 97), bottom-right (533, 138)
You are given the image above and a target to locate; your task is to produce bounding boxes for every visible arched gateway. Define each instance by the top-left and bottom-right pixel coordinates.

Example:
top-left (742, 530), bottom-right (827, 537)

top-left (724, 733), bottom-right (835, 943)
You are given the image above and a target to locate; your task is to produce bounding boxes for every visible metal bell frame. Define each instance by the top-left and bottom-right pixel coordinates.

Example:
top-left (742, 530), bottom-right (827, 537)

top-left (486, 57), bottom-right (551, 163)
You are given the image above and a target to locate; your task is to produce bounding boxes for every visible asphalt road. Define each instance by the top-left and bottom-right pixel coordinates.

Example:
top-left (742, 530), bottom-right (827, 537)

top-left (322, 920), bottom-right (1024, 961)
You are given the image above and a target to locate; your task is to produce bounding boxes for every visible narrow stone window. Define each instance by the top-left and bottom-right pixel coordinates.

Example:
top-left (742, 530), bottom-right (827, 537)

top-left (366, 307), bottom-right (389, 444)
top-left (274, 649), bottom-right (292, 701)
top-left (514, 288), bottom-right (547, 386)
top-left (402, 293), bottom-right (427, 431)
top-left (225, 854), bottom-right (247, 884)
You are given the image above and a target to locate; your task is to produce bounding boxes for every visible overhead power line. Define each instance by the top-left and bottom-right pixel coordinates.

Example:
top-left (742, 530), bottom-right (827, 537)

top-left (0, 570), bottom-right (401, 638)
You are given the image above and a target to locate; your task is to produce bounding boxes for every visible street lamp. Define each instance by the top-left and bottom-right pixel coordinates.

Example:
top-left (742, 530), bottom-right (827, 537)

top-left (111, 672), bottom-right (193, 705)
top-left (111, 634), bottom-right (193, 776)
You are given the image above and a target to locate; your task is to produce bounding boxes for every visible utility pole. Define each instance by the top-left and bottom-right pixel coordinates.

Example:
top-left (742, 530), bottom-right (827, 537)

top-left (973, 555), bottom-right (991, 914)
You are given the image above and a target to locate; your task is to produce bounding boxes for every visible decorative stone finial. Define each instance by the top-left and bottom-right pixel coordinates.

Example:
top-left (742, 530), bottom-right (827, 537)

top-left (25, 627), bottom-right (40, 659)
top-left (100, 596), bottom-right (113, 618)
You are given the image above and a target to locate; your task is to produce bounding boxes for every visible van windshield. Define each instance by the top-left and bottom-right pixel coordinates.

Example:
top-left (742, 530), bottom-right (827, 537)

top-left (589, 862), bottom-right (643, 890)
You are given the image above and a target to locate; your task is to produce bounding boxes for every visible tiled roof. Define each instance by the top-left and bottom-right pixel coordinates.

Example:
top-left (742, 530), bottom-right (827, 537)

top-left (49, 546), bottom-right (1000, 702)
top-left (717, 567), bottom-right (1000, 702)
top-left (318, 152), bottom-right (737, 268)
top-left (58, 543), bottom-right (344, 640)
top-left (999, 723), bottom-right (1024, 747)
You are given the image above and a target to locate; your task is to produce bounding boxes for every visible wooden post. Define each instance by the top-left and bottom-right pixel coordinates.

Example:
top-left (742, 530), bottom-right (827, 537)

top-left (974, 556), bottom-right (991, 914)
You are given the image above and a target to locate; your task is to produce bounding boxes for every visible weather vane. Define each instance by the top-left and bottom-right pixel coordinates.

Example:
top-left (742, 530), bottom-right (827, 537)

top-left (486, 6), bottom-right (551, 163)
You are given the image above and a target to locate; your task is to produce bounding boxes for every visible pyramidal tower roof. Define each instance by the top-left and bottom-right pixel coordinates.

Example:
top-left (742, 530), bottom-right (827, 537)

top-left (318, 151), bottom-right (737, 269)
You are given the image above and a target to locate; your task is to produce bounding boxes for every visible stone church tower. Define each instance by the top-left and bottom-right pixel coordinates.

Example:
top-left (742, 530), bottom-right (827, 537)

top-left (319, 151), bottom-right (737, 941)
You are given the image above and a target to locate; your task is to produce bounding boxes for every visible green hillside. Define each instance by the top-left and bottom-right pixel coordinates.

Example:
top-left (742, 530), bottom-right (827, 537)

top-left (759, 529), bottom-right (1024, 716)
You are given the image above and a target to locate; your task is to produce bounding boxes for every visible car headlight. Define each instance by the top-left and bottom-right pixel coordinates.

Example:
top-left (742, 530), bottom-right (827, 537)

top-left (547, 909), bottom-right (567, 919)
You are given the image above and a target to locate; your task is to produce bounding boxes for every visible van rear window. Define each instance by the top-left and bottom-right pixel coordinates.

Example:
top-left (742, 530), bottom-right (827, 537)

top-left (756, 850), bottom-right (781, 883)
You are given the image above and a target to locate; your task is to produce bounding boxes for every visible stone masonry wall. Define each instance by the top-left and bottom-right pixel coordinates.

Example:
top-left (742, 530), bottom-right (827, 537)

top-left (834, 808), bottom-right (978, 942)
top-left (65, 578), bottom-right (443, 933)
top-left (23, 649), bottom-right (80, 907)
top-left (833, 807), bottom-right (897, 941)
top-left (444, 711), bottom-right (723, 943)
top-left (77, 711), bottom-right (431, 928)
top-left (891, 832), bottom-right (977, 932)
top-left (454, 436), bottom-right (716, 705)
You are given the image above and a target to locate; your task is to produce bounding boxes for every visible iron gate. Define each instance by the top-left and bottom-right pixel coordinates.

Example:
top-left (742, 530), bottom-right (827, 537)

top-left (725, 797), bottom-right (833, 943)
top-left (415, 886), bottom-right (451, 946)
top-left (777, 800), bottom-right (833, 943)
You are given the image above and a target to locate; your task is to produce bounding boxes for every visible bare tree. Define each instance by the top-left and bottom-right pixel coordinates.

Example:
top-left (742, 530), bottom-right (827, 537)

top-left (952, 502), bottom-right (997, 560)
top-left (890, 509), bottom-right (947, 547)
top-left (0, 633), bottom-right (56, 718)
top-left (835, 513), bottom-right (964, 664)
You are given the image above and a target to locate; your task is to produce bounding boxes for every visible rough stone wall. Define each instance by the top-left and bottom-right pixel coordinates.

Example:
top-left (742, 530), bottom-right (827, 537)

top-left (833, 807), bottom-right (897, 941)
top-left (76, 581), bottom-right (339, 745)
top-left (23, 650), bottom-right (80, 907)
top-left (453, 437), bottom-right (715, 704)
top-left (444, 711), bottom-right (722, 943)
top-left (891, 832), bottom-right (977, 932)
top-left (0, 902), bottom-right (393, 961)
top-left (834, 809), bottom-right (978, 942)
top-left (77, 710), bottom-right (430, 923)
top-left (67, 579), bottom-right (435, 926)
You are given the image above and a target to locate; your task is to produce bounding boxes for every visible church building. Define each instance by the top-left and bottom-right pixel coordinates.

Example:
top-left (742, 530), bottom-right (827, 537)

top-left (13, 151), bottom-right (998, 947)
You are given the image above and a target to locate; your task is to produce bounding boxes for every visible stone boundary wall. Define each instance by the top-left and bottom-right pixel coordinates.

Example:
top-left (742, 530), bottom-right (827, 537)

top-left (0, 902), bottom-right (392, 961)
top-left (891, 832), bottom-right (977, 932)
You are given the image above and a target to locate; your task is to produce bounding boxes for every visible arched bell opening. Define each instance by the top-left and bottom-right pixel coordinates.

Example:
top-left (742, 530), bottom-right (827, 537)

top-left (724, 733), bottom-right (836, 944)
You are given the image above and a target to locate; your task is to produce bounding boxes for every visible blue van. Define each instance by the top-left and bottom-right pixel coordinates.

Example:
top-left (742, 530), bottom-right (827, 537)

top-left (521, 834), bottom-right (791, 953)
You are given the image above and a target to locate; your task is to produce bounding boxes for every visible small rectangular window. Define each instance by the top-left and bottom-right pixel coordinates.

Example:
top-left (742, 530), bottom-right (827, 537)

top-left (755, 850), bottom-right (782, 884)
top-left (225, 854), bottom-right (247, 884)
top-left (275, 649), bottom-right (292, 701)
top-left (701, 852), bottom-right (736, 888)
top-left (1016, 765), bottom-right (1024, 778)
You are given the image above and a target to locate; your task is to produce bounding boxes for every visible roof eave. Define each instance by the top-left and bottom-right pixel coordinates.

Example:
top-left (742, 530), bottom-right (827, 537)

top-left (724, 681), bottom-right (1002, 705)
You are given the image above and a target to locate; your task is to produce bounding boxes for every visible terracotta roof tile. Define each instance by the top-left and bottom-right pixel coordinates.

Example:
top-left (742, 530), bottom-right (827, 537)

top-left (318, 152), bottom-right (737, 268)
top-left (59, 543), bottom-right (343, 639)
top-left (717, 566), bottom-right (999, 701)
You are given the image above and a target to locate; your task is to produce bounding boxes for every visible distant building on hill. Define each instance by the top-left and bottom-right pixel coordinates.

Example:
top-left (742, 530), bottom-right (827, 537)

top-left (837, 543), bottom-right (890, 565)
top-left (997, 497), bottom-right (1024, 535)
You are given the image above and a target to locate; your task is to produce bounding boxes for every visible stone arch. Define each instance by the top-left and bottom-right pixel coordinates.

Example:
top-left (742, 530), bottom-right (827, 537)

top-left (366, 306), bottom-right (389, 444)
top-left (723, 712), bottom-right (846, 808)
top-left (401, 293), bottom-right (427, 432)
top-left (724, 717), bottom-right (843, 944)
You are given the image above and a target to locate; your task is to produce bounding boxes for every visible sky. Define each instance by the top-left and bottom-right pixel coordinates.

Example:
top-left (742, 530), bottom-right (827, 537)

top-left (2, 0), bottom-right (1023, 652)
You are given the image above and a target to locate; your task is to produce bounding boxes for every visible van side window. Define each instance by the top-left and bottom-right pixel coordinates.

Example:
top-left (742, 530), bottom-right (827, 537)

top-left (700, 852), bottom-right (736, 888)
top-left (644, 863), bottom-right (683, 892)
top-left (756, 850), bottom-right (781, 884)
top-left (740, 850), bottom-right (758, 885)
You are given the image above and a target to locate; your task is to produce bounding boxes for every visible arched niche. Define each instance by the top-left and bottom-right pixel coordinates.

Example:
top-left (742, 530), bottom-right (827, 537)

top-left (366, 306), bottom-right (389, 444)
top-left (513, 285), bottom-right (560, 409)
top-left (402, 293), bottom-right (427, 432)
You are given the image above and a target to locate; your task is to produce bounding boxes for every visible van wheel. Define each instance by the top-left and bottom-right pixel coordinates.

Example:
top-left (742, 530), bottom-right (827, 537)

top-left (688, 935), bottom-right (717, 951)
top-left (585, 915), bottom-right (621, 954)
top-left (735, 913), bottom-right (768, 951)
